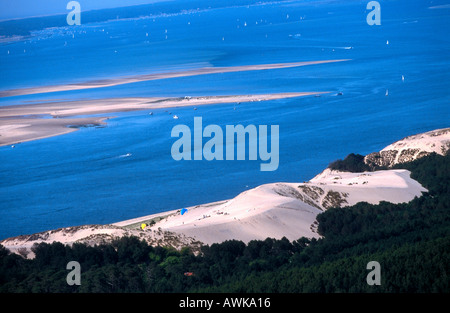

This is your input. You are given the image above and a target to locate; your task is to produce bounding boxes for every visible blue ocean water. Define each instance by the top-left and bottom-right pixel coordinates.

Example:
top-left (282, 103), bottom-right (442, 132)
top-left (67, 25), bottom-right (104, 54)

top-left (0, 0), bottom-right (449, 239)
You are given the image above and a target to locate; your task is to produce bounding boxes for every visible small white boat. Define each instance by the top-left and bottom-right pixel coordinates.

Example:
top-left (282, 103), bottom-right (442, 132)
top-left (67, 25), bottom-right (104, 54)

top-left (385, 89), bottom-right (389, 96)
top-left (402, 75), bottom-right (405, 82)
top-left (173, 115), bottom-right (179, 119)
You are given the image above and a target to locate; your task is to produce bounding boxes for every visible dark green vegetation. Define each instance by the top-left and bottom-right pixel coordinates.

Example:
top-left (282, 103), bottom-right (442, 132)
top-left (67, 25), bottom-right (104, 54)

top-left (1, 153), bottom-right (449, 292)
top-left (328, 153), bottom-right (372, 172)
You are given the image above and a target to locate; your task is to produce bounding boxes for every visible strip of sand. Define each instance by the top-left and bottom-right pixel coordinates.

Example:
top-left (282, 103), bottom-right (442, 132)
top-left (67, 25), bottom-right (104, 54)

top-left (0, 92), bottom-right (324, 146)
top-left (0, 60), bottom-right (349, 98)
top-left (0, 117), bottom-right (108, 146)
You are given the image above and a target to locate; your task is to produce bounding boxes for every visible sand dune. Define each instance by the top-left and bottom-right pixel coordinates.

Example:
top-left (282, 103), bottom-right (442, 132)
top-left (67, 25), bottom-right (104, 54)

top-left (114, 128), bottom-right (450, 245)
top-left (364, 127), bottom-right (450, 168)
top-left (0, 224), bottom-right (203, 259)
top-left (2, 127), bottom-right (446, 258)
top-left (115, 169), bottom-right (426, 245)
top-left (0, 168), bottom-right (429, 257)
top-left (92, 127), bottom-right (450, 247)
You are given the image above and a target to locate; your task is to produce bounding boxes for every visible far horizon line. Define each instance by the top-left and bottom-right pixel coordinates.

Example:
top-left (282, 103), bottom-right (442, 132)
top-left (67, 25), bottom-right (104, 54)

top-left (0, 0), bottom-right (172, 23)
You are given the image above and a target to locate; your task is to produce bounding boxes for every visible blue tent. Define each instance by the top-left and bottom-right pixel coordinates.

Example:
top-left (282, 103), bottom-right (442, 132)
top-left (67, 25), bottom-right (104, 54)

top-left (181, 208), bottom-right (188, 215)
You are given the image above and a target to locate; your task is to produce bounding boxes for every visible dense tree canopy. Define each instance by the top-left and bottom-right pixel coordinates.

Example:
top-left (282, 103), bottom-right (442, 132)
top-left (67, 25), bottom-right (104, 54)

top-left (328, 153), bottom-right (372, 172)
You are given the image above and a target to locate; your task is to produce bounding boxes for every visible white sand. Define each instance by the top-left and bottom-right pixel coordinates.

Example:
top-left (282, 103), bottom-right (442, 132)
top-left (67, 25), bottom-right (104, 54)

top-left (116, 169), bottom-right (426, 245)
top-left (364, 127), bottom-right (450, 168)
top-left (0, 117), bottom-right (107, 146)
top-left (309, 168), bottom-right (427, 206)
top-left (380, 127), bottom-right (450, 159)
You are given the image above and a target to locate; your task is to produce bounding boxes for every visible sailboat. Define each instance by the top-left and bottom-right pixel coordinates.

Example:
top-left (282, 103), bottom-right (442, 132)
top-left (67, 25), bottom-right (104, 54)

top-left (385, 89), bottom-right (389, 96)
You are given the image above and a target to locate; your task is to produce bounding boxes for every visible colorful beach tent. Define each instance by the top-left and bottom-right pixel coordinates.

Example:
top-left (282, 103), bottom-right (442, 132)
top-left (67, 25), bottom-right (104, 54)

top-left (141, 223), bottom-right (147, 230)
top-left (181, 208), bottom-right (188, 215)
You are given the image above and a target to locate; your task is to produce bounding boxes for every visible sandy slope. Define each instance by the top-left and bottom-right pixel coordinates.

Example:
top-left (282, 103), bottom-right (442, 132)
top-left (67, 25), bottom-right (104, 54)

top-left (0, 224), bottom-right (203, 259)
top-left (118, 169), bottom-right (425, 245)
top-left (364, 127), bottom-right (450, 168)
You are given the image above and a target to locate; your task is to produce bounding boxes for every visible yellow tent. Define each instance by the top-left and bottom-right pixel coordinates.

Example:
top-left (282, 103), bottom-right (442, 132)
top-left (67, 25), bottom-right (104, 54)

top-left (141, 223), bottom-right (147, 230)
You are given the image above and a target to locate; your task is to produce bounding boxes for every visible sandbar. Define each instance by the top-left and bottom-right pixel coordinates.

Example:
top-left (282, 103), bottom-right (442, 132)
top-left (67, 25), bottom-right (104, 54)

top-left (0, 59), bottom-right (349, 98)
top-left (0, 92), bottom-right (325, 146)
